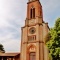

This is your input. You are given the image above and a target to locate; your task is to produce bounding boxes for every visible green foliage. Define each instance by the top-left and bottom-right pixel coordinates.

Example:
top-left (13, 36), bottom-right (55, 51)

top-left (55, 18), bottom-right (60, 31)
top-left (46, 18), bottom-right (60, 60)
top-left (0, 44), bottom-right (5, 53)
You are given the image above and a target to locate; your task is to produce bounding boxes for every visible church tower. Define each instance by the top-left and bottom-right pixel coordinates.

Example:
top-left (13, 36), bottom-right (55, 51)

top-left (20, 0), bottom-right (49, 60)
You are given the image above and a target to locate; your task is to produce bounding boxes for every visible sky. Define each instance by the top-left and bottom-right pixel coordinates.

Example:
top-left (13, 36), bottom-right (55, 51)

top-left (0, 0), bottom-right (60, 52)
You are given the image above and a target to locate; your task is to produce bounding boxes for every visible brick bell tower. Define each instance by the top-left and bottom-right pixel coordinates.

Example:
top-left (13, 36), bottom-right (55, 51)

top-left (20, 0), bottom-right (49, 60)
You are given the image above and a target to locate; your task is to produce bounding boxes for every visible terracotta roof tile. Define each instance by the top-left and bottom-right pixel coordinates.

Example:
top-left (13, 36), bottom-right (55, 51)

top-left (0, 53), bottom-right (20, 57)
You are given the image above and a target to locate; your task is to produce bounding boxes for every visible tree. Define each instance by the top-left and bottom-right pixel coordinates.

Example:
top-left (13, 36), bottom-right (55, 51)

top-left (46, 18), bottom-right (60, 60)
top-left (0, 44), bottom-right (5, 53)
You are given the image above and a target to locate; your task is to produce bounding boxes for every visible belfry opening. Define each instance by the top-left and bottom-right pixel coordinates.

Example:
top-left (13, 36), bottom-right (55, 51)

top-left (30, 8), bottom-right (35, 19)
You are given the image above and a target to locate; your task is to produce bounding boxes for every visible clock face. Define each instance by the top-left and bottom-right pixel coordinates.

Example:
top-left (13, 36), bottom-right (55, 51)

top-left (29, 27), bottom-right (36, 34)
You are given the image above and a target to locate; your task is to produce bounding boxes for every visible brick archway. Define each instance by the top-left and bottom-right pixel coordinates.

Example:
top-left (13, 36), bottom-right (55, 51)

top-left (27, 44), bottom-right (36, 52)
top-left (27, 44), bottom-right (36, 60)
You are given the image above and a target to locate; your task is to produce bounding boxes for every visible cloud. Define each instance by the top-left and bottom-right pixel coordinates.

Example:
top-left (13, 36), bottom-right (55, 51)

top-left (40, 0), bottom-right (60, 27)
top-left (2, 39), bottom-right (20, 52)
top-left (0, 0), bottom-right (22, 52)
top-left (0, 0), bottom-right (60, 52)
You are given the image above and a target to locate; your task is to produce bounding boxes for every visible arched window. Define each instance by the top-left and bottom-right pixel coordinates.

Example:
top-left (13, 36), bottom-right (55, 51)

top-left (29, 52), bottom-right (36, 60)
top-left (40, 11), bottom-right (42, 16)
top-left (30, 9), bottom-right (32, 18)
top-left (30, 8), bottom-right (35, 19)
top-left (33, 8), bottom-right (35, 18)
top-left (28, 45), bottom-right (36, 60)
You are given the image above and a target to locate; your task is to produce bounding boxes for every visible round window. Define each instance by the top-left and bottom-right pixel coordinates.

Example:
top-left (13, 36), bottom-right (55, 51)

top-left (29, 27), bottom-right (36, 34)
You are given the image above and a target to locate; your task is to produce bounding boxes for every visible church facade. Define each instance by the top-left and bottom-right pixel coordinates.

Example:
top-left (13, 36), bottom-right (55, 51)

top-left (0, 0), bottom-right (49, 60)
top-left (20, 0), bottom-right (49, 60)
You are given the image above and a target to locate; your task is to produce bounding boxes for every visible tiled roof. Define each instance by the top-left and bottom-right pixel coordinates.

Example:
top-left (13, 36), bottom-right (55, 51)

top-left (0, 53), bottom-right (20, 57)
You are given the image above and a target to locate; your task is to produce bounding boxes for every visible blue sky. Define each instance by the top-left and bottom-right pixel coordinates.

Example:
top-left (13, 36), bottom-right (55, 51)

top-left (0, 0), bottom-right (60, 52)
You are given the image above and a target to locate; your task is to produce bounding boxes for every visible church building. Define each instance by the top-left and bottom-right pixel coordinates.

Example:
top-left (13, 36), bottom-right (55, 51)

top-left (0, 0), bottom-right (49, 60)
top-left (20, 0), bottom-right (49, 60)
